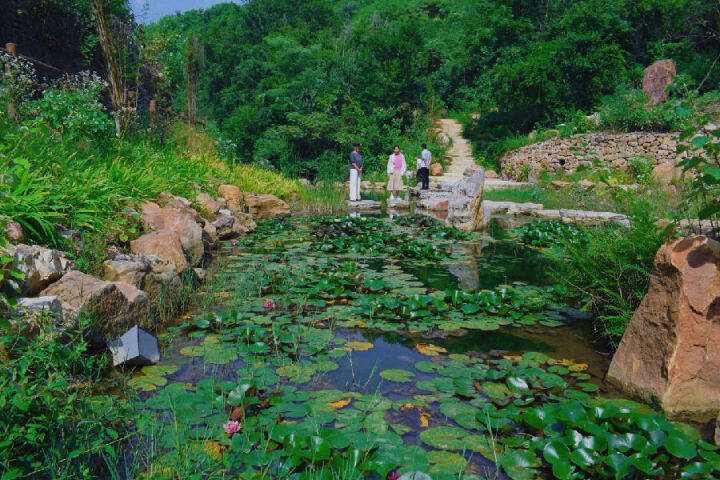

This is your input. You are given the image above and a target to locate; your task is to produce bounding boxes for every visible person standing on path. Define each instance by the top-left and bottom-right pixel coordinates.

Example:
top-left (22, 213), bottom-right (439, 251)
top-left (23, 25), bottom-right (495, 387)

top-left (386, 145), bottom-right (407, 200)
top-left (417, 143), bottom-right (431, 190)
top-left (349, 142), bottom-right (363, 202)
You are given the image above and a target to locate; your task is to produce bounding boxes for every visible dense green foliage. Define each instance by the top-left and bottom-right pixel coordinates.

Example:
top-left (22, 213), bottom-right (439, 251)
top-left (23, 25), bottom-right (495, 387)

top-left (674, 91), bottom-right (720, 237)
top-left (0, 58), bottom-right (303, 269)
top-left (146, 0), bottom-right (719, 176)
top-left (0, 322), bottom-right (131, 479)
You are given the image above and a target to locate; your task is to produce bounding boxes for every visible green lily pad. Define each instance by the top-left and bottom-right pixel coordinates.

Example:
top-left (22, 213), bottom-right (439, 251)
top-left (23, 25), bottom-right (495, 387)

top-left (380, 369), bottom-right (416, 383)
top-left (501, 450), bottom-right (541, 480)
top-left (427, 450), bottom-right (467, 476)
top-left (128, 374), bottom-right (167, 391)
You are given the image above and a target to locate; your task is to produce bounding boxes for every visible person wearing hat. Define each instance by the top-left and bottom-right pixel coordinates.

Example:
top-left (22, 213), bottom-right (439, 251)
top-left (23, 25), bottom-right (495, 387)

top-left (349, 142), bottom-right (363, 202)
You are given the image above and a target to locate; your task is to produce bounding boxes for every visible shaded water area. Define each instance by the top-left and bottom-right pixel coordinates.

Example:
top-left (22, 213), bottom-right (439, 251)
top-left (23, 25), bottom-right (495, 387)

top-left (130, 214), bottom-right (716, 480)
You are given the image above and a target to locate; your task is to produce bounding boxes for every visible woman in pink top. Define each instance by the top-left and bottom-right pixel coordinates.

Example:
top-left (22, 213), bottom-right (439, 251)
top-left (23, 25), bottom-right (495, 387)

top-left (386, 145), bottom-right (407, 200)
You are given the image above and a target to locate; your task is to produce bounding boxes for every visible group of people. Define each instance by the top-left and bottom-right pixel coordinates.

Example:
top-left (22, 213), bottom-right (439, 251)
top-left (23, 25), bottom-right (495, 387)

top-left (348, 143), bottom-right (432, 202)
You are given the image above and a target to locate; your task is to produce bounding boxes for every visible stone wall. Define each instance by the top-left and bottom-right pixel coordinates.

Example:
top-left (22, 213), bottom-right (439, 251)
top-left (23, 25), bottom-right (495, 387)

top-left (499, 132), bottom-right (681, 181)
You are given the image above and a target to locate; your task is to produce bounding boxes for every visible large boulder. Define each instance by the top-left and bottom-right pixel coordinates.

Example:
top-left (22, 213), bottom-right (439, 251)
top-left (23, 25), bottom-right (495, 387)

top-left (196, 192), bottom-right (221, 215)
top-left (417, 194), bottom-right (449, 211)
top-left (40, 271), bottom-right (148, 339)
top-left (218, 185), bottom-right (243, 211)
top-left (130, 230), bottom-right (189, 273)
top-left (243, 193), bottom-right (290, 220)
top-left (212, 213), bottom-right (236, 240)
top-left (463, 165), bottom-right (484, 177)
top-left (11, 244), bottom-right (72, 295)
top-left (651, 162), bottom-right (684, 187)
top-left (156, 192), bottom-right (202, 222)
top-left (430, 163), bottom-right (443, 176)
top-left (140, 201), bottom-right (204, 266)
top-left (607, 236), bottom-right (720, 421)
top-left (211, 211), bottom-right (257, 239)
top-left (103, 254), bottom-right (151, 288)
top-left (232, 212), bottom-right (257, 234)
top-left (447, 169), bottom-right (485, 231)
top-left (143, 269), bottom-right (182, 304)
top-left (112, 282), bottom-right (152, 331)
top-left (202, 219), bottom-right (218, 246)
top-left (642, 59), bottom-right (676, 105)
top-left (10, 296), bottom-right (64, 336)
top-left (16, 296), bottom-right (63, 318)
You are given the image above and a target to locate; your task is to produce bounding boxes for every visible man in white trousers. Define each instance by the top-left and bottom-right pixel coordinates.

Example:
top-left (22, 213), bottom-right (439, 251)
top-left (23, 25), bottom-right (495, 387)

top-left (349, 142), bottom-right (363, 201)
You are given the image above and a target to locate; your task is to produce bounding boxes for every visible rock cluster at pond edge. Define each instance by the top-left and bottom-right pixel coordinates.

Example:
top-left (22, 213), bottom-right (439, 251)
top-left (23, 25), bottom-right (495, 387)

top-left (4, 187), bottom-right (290, 344)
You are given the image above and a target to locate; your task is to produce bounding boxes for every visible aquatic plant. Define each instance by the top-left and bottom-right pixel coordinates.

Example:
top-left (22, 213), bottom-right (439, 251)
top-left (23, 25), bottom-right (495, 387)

top-left (514, 220), bottom-right (587, 248)
top-left (125, 214), bottom-right (720, 480)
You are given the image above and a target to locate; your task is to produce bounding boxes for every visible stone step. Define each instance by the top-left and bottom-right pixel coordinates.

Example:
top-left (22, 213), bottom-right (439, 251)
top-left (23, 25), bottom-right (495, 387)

top-left (484, 179), bottom-right (531, 190)
top-left (347, 200), bottom-right (382, 210)
top-left (481, 201), bottom-right (630, 227)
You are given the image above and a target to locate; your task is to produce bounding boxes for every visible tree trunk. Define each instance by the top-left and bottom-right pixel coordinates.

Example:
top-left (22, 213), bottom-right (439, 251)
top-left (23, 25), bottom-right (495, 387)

top-left (92, 0), bottom-right (127, 137)
top-left (185, 34), bottom-right (204, 126)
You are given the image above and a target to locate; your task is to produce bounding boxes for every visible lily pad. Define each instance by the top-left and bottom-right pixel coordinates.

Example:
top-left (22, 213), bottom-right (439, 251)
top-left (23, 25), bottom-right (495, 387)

top-left (380, 369), bottom-right (416, 383)
top-left (427, 450), bottom-right (467, 476)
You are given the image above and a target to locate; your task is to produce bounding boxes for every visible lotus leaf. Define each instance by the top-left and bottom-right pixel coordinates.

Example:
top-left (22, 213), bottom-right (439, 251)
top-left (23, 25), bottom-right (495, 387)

top-left (380, 369), bottom-right (416, 383)
top-left (426, 450), bottom-right (467, 476)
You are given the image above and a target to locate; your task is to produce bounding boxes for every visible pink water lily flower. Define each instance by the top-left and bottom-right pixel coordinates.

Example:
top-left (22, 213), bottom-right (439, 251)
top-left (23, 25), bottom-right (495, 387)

top-left (264, 301), bottom-right (275, 310)
top-left (230, 239), bottom-right (239, 245)
top-left (224, 420), bottom-right (241, 434)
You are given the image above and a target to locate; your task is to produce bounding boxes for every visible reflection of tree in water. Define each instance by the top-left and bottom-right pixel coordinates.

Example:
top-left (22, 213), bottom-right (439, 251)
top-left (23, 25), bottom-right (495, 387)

top-left (365, 330), bottom-right (555, 355)
top-left (403, 237), bottom-right (556, 292)
top-left (474, 240), bottom-right (556, 289)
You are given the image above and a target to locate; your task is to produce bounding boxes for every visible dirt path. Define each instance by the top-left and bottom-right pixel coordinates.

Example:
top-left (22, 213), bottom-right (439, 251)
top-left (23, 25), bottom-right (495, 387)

top-left (431, 118), bottom-right (476, 185)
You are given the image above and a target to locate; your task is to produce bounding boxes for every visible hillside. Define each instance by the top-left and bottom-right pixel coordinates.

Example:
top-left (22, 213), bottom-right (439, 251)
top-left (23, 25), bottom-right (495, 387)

top-left (146, 0), bottom-right (720, 177)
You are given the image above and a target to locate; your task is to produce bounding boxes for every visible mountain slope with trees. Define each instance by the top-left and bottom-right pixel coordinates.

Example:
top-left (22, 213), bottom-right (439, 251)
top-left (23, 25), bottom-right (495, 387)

top-left (146, 0), bottom-right (720, 178)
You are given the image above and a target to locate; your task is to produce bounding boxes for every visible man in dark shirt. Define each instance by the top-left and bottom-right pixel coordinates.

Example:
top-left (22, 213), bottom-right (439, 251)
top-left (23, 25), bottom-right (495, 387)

top-left (349, 142), bottom-right (363, 201)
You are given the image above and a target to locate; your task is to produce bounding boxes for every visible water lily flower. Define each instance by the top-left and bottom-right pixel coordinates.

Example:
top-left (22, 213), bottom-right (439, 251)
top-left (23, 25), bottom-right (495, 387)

top-left (264, 301), bottom-right (275, 310)
top-left (224, 420), bottom-right (241, 434)
top-left (230, 239), bottom-right (239, 245)
top-left (386, 471), bottom-right (401, 480)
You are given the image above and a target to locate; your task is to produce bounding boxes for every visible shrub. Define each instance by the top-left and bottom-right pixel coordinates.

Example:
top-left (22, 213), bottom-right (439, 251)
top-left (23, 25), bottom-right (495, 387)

top-left (30, 72), bottom-right (113, 138)
top-left (0, 117), bottom-right (305, 254)
top-left (597, 77), bottom-right (717, 134)
top-left (676, 92), bottom-right (720, 239)
top-left (598, 87), bottom-right (660, 132)
top-left (628, 156), bottom-right (653, 183)
top-left (0, 322), bottom-right (132, 478)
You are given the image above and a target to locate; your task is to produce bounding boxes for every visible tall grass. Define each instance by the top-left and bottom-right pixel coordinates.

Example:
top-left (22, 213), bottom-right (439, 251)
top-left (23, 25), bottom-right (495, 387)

top-left (0, 119), bottom-right (309, 263)
top-left (550, 201), bottom-right (666, 346)
top-left (294, 182), bottom-right (348, 215)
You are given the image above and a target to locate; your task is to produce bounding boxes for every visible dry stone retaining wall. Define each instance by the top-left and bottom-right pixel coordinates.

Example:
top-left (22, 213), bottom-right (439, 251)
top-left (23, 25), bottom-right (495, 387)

top-left (500, 132), bottom-right (682, 181)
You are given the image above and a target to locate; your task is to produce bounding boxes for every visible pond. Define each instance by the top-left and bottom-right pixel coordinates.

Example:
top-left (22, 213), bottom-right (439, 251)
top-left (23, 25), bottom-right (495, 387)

top-left (128, 214), bottom-right (720, 480)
